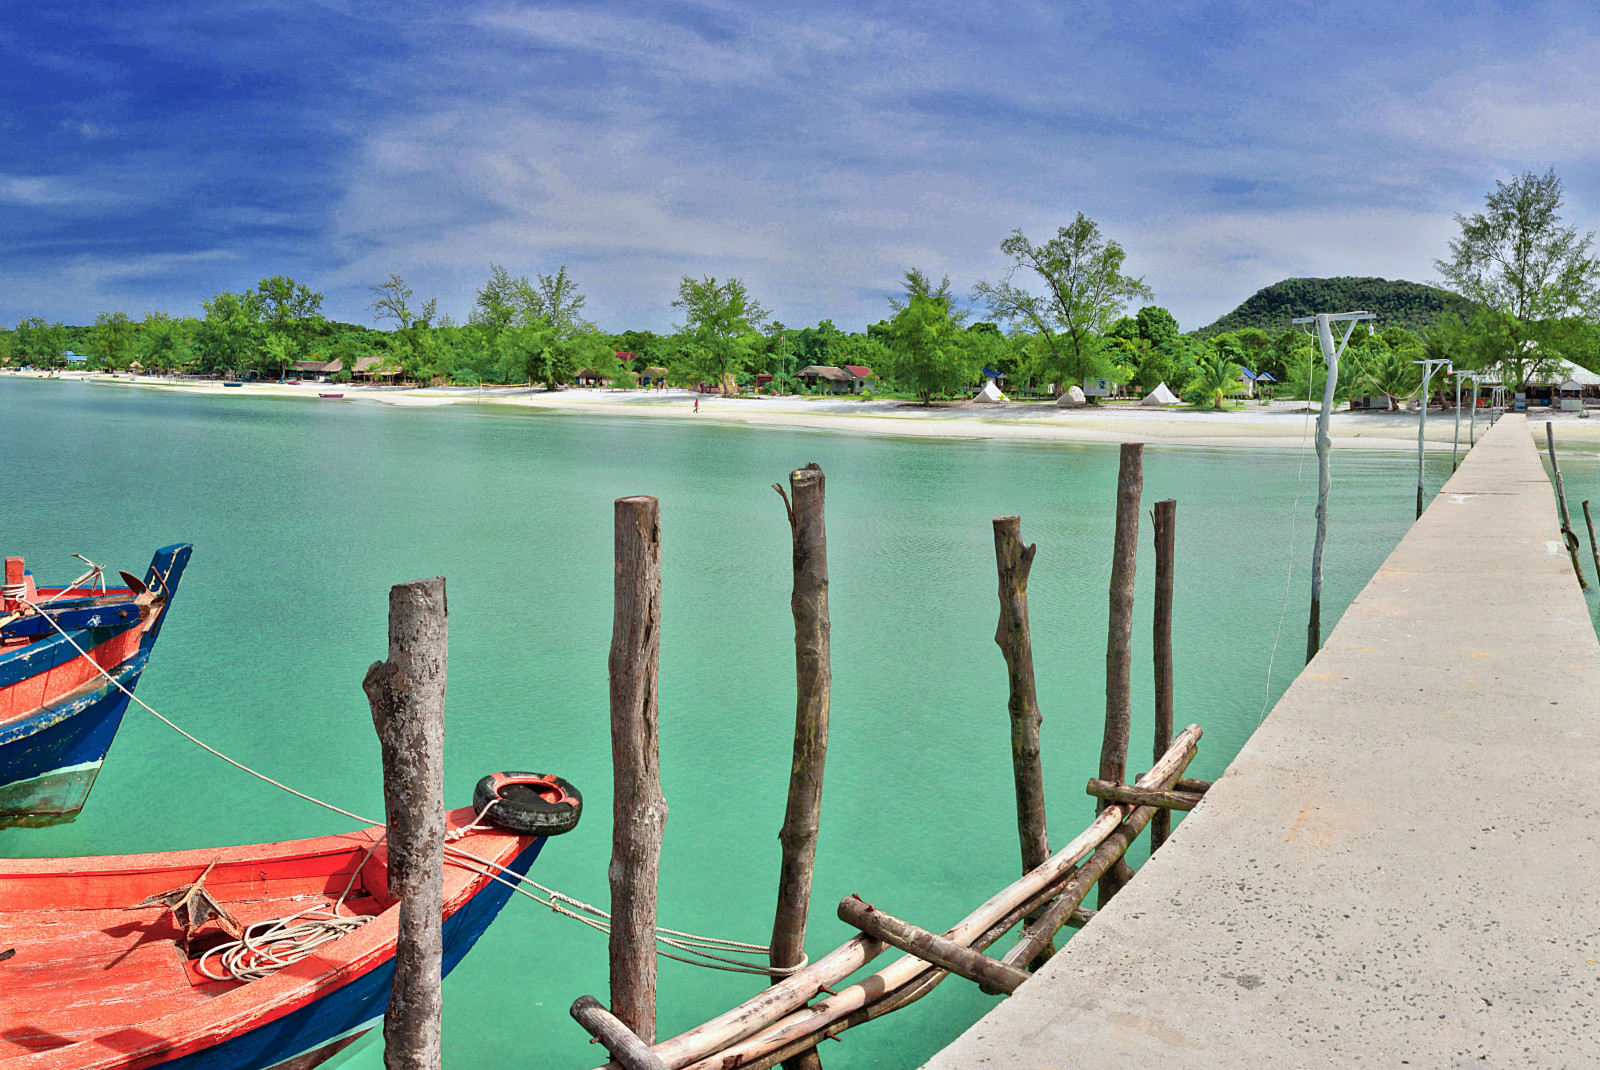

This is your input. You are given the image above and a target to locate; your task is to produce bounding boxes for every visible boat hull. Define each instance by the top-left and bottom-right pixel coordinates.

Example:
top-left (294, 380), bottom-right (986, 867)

top-left (171, 837), bottom-right (546, 1070)
top-left (0, 544), bottom-right (189, 827)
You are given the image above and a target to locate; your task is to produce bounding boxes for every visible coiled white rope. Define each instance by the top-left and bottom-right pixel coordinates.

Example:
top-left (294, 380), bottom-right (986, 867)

top-left (21, 596), bottom-right (798, 979)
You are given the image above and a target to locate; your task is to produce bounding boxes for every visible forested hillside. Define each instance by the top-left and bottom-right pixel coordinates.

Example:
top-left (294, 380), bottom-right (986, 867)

top-left (1196, 277), bottom-right (1476, 337)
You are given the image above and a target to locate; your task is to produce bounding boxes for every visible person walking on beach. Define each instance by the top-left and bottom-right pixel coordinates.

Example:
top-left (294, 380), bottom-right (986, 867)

top-left (694, 397), bottom-right (699, 413)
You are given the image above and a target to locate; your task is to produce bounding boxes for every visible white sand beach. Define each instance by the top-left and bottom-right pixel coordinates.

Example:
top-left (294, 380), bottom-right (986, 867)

top-left (12, 369), bottom-right (1595, 452)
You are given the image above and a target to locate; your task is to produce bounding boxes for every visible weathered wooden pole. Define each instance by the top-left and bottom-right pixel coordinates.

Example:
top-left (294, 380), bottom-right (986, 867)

top-left (571, 997), bottom-right (670, 1070)
top-left (992, 515), bottom-right (1050, 965)
top-left (837, 896), bottom-right (1030, 995)
top-left (1150, 498), bottom-right (1177, 851)
top-left (363, 577), bottom-right (449, 1070)
top-left (1452, 374), bottom-right (1462, 471)
top-left (1584, 501), bottom-right (1600, 581)
top-left (992, 517), bottom-right (1048, 879)
top-left (1307, 314), bottom-right (1340, 663)
top-left (1545, 423), bottom-right (1587, 589)
top-left (610, 496), bottom-right (667, 1043)
top-left (1099, 443), bottom-right (1142, 907)
top-left (1469, 379), bottom-right (1478, 446)
top-left (769, 464), bottom-right (830, 1070)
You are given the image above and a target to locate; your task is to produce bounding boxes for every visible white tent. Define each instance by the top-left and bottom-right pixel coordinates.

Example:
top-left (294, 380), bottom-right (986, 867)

top-left (972, 379), bottom-right (1007, 403)
top-left (1141, 381), bottom-right (1181, 406)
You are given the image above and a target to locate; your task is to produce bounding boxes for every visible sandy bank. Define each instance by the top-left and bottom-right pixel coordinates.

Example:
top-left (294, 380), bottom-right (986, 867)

top-left (11, 369), bottom-right (1596, 453)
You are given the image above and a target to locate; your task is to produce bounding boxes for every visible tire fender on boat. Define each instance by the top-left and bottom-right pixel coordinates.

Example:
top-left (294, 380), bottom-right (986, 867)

top-left (473, 772), bottom-right (583, 836)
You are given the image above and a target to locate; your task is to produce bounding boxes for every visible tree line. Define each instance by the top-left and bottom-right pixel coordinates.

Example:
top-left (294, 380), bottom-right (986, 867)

top-left (4, 170), bottom-right (1598, 407)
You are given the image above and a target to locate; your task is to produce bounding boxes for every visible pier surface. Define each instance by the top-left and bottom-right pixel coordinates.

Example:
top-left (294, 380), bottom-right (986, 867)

top-left (929, 414), bottom-right (1600, 1068)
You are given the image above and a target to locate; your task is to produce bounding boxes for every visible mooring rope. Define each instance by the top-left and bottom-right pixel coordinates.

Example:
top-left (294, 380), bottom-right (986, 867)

top-left (20, 596), bottom-right (797, 978)
top-left (1258, 344), bottom-right (1319, 724)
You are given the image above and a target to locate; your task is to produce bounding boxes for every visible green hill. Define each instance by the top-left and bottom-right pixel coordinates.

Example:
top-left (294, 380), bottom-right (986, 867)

top-left (1195, 277), bottom-right (1476, 337)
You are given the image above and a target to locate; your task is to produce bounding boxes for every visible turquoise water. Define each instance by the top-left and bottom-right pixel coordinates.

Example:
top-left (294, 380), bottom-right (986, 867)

top-left (0, 378), bottom-right (1450, 1067)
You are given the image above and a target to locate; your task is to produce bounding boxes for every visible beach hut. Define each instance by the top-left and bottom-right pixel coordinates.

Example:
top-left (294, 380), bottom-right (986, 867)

top-left (972, 379), bottom-right (1007, 403)
top-left (1141, 381), bottom-right (1180, 406)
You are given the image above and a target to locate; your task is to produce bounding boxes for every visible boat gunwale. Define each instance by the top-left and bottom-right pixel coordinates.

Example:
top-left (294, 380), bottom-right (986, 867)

top-left (3, 808), bottom-right (536, 1069)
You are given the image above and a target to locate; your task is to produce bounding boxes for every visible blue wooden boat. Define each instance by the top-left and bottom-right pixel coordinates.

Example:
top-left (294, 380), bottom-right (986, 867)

top-left (0, 545), bottom-right (191, 826)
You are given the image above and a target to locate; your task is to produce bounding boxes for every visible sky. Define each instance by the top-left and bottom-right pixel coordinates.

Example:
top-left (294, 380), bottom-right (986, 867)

top-left (3, 1), bottom-right (1599, 334)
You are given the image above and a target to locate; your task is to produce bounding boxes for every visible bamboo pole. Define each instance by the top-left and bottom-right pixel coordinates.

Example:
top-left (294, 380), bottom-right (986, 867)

top-left (666, 726), bottom-right (1204, 1070)
top-left (1150, 498), bottom-right (1176, 850)
top-left (836, 896), bottom-right (1030, 995)
top-left (572, 998), bottom-right (671, 1070)
top-left (1452, 375), bottom-right (1462, 472)
top-left (1545, 423), bottom-right (1587, 589)
top-left (610, 496), bottom-right (667, 1042)
top-left (1584, 501), bottom-right (1600, 581)
top-left (1469, 380), bottom-right (1478, 445)
top-left (992, 515), bottom-right (1049, 955)
top-left (1085, 779), bottom-right (1201, 811)
top-left (1099, 443), bottom-right (1143, 906)
top-left (363, 577), bottom-right (449, 1070)
top-left (770, 464), bottom-right (830, 1070)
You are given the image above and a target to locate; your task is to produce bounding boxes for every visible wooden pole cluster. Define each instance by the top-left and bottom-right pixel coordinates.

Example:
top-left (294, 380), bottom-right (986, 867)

top-left (1545, 423), bottom-right (1587, 589)
top-left (572, 997), bottom-right (670, 1070)
top-left (363, 577), bottom-right (449, 1070)
top-left (771, 464), bottom-right (831, 1070)
top-left (609, 496), bottom-right (667, 1043)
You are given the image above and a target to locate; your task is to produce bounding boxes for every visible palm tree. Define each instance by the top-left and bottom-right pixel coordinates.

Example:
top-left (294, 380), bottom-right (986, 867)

top-left (1361, 349), bottom-right (1420, 411)
top-left (1190, 348), bottom-right (1242, 410)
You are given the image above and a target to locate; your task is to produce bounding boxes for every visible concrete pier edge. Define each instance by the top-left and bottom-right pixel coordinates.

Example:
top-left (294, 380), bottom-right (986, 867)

top-left (927, 414), bottom-right (1600, 1068)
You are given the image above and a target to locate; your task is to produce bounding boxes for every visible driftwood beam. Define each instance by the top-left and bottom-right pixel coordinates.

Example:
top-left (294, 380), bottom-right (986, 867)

top-left (609, 496), bottom-right (667, 1043)
top-left (1175, 777), bottom-right (1212, 794)
top-left (837, 895), bottom-right (1030, 996)
top-left (1100, 443), bottom-right (1144, 906)
top-left (363, 577), bottom-right (449, 1070)
top-left (1003, 729), bottom-right (1200, 970)
top-left (572, 997), bottom-right (671, 1070)
top-left (1085, 779), bottom-right (1201, 811)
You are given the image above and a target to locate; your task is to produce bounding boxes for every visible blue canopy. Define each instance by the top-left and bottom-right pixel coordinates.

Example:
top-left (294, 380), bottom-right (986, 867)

top-left (1255, 371), bottom-right (1278, 383)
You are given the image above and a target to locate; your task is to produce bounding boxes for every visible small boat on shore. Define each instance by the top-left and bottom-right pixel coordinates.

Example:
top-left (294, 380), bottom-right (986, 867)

top-left (0, 545), bottom-right (191, 826)
top-left (223, 382), bottom-right (243, 388)
top-left (0, 805), bottom-right (551, 1069)
top-left (317, 393), bottom-right (343, 399)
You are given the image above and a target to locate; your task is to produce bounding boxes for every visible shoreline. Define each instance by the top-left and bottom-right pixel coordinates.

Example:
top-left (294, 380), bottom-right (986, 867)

top-left (8, 369), bottom-right (1595, 452)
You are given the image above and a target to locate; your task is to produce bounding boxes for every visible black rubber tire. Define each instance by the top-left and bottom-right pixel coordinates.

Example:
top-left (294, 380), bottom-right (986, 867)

top-left (473, 772), bottom-right (583, 836)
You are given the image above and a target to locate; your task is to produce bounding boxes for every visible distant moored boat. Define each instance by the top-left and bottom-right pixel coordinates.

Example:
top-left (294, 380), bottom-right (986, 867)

top-left (318, 393), bottom-right (343, 399)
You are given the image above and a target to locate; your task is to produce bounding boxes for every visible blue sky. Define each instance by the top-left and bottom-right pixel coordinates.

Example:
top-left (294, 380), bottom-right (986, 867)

top-left (3, 1), bottom-right (1598, 333)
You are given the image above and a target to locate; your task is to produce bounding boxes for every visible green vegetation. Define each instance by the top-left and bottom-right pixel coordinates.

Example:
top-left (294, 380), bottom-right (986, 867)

top-left (1197, 277), bottom-right (1476, 338)
top-left (8, 174), bottom-right (1600, 402)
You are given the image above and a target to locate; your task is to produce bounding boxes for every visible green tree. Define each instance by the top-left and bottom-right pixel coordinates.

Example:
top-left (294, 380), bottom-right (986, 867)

top-left (196, 291), bottom-right (262, 375)
top-left (16, 318), bottom-right (67, 367)
top-left (254, 276), bottom-right (324, 376)
top-left (1187, 347), bottom-right (1243, 410)
top-left (1436, 169), bottom-right (1600, 384)
top-left (974, 214), bottom-right (1153, 393)
top-left (1359, 347), bottom-right (1421, 410)
top-left (1135, 305), bottom-right (1181, 347)
top-left (885, 271), bottom-right (981, 404)
top-left (136, 311), bottom-right (188, 371)
top-left (471, 264), bottom-right (523, 346)
top-left (91, 311), bottom-right (135, 369)
top-left (672, 275), bottom-right (768, 393)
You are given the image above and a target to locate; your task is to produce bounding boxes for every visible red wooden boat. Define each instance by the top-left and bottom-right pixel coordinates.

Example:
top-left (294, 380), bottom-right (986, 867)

top-left (0, 805), bottom-right (549, 1069)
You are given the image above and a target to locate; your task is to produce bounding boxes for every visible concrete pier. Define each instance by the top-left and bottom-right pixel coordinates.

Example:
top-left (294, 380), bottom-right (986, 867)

top-left (929, 414), bottom-right (1600, 1068)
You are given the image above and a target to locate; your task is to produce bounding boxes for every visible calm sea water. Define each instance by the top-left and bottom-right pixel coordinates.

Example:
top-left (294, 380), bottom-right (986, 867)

top-left (0, 378), bottom-right (1451, 1068)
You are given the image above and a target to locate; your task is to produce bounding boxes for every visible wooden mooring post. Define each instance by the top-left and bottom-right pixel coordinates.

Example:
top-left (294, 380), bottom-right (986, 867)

top-left (1584, 501), bottom-right (1600, 581)
top-left (1099, 443), bottom-right (1142, 907)
top-left (363, 577), bottom-right (449, 1070)
top-left (610, 496), bottom-right (667, 1043)
top-left (1150, 498), bottom-right (1176, 851)
top-left (992, 516), bottom-right (1049, 959)
top-left (571, 997), bottom-right (670, 1070)
top-left (771, 464), bottom-right (831, 1070)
